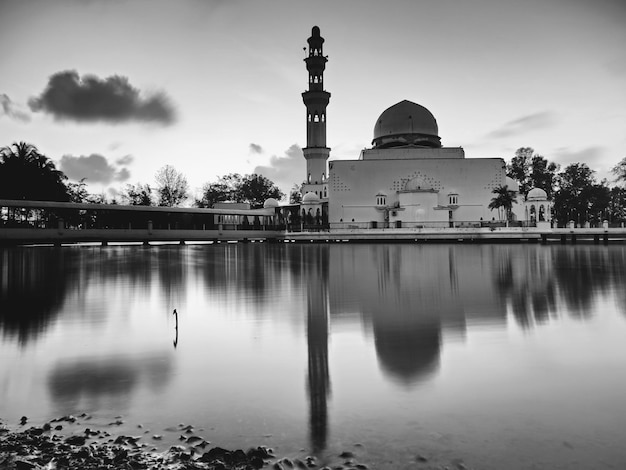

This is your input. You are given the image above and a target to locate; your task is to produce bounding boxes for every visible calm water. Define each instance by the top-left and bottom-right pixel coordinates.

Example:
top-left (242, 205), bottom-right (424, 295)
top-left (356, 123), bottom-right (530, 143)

top-left (1, 243), bottom-right (626, 469)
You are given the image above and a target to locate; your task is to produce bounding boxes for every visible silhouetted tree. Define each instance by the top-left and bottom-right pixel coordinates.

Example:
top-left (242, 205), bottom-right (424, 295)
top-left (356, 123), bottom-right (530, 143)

top-left (195, 173), bottom-right (283, 208)
top-left (488, 185), bottom-right (517, 221)
top-left (0, 142), bottom-right (69, 201)
top-left (507, 147), bottom-right (534, 196)
top-left (611, 157), bottom-right (626, 185)
top-left (530, 155), bottom-right (559, 198)
top-left (155, 165), bottom-right (188, 207)
top-left (608, 186), bottom-right (626, 225)
top-left (121, 183), bottom-right (153, 206)
top-left (67, 178), bottom-right (89, 203)
top-left (507, 147), bottom-right (559, 198)
top-left (553, 163), bottom-right (610, 226)
top-left (290, 184), bottom-right (303, 204)
top-left (238, 174), bottom-right (284, 208)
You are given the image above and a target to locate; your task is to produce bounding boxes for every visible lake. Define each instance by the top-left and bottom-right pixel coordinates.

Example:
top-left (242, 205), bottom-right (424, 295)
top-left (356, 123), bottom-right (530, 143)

top-left (1, 242), bottom-right (626, 469)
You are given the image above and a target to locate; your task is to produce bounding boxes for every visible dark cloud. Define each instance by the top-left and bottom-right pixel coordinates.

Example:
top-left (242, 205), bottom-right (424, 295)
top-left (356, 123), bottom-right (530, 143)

top-left (487, 111), bottom-right (556, 139)
top-left (60, 153), bottom-right (132, 184)
top-left (1, 93), bottom-right (30, 122)
top-left (28, 71), bottom-right (175, 125)
top-left (249, 143), bottom-right (263, 154)
top-left (253, 144), bottom-right (305, 195)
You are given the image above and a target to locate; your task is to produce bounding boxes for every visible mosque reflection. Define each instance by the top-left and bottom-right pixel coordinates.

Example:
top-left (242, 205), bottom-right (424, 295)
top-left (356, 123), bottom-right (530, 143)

top-left (2, 243), bottom-right (626, 454)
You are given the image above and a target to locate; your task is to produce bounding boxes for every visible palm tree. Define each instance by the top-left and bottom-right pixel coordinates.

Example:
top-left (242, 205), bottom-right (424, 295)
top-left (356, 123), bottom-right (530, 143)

top-left (0, 142), bottom-right (69, 201)
top-left (489, 185), bottom-right (518, 223)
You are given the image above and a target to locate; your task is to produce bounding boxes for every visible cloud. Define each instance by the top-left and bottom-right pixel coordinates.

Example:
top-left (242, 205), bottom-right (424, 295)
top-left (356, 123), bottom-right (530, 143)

top-left (487, 111), bottom-right (557, 139)
top-left (0, 93), bottom-right (30, 122)
top-left (249, 143), bottom-right (263, 154)
top-left (115, 154), bottom-right (134, 165)
top-left (59, 153), bottom-right (132, 184)
top-left (553, 146), bottom-right (606, 166)
top-left (253, 144), bottom-right (305, 196)
top-left (28, 70), bottom-right (175, 125)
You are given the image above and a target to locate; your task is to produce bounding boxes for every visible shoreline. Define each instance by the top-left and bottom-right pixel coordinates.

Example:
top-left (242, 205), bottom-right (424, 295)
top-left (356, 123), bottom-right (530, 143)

top-left (0, 415), bottom-right (377, 470)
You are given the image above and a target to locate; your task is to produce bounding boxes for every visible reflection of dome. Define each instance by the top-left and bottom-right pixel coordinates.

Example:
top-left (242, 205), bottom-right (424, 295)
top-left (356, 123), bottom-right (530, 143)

top-left (302, 192), bottom-right (321, 203)
top-left (505, 177), bottom-right (520, 192)
top-left (374, 324), bottom-right (441, 385)
top-left (527, 188), bottom-right (548, 200)
top-left (372, 100), bottom-right (441, 149)
top-left (263, 198), bottom-right (279, 208)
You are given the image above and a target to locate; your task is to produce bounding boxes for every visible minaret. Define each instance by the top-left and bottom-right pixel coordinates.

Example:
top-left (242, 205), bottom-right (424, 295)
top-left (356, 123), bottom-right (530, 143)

top-left (302, 26), bottom-right (330, 200)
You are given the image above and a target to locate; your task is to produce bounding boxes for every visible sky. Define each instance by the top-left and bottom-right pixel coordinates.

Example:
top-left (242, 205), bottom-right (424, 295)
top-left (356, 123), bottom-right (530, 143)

top-left (1, 0), bottom-right (625, 202)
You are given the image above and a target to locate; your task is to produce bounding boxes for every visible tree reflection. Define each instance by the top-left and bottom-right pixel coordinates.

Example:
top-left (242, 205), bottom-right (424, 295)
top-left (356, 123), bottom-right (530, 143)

top-left (0, 248), bottom-right (72, 345)
top-left (48, 354), bottom-right (173, 412)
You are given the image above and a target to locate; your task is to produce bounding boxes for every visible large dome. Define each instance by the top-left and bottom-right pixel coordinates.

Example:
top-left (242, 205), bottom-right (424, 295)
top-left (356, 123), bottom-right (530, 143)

top-left (372, 100), bottom-right (441, 149)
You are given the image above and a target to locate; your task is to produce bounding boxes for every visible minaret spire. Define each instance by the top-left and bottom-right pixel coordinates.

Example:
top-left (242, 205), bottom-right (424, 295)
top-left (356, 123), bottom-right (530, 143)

top-left (302, 26), bottom-right (330, 200)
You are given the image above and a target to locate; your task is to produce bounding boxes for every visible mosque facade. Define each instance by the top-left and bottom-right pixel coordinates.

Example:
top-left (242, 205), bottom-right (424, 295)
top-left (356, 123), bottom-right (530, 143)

top-left (298, 27), bottom-right (551, 230)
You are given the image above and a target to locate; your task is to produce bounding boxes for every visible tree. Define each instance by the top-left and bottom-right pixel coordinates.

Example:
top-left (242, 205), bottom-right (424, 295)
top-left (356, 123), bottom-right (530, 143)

top-left (237, 174), bottom-right (284, 208)
top-left (608, 186), bottom-right (626, 225)
top-left (289, 184), bottom-right (302, 204)
top-left (506, 147), bottom-right (559, 198)
top-left (155, 165), bottom-right (188, 207)
top-left (195, 173), bottom-right (243, 208)
top-left (611, 157), bottom-right (626, 185)
top-left (507, 147), bottom-right (534, 196)
top-left (553, 163), bottom-right (604, 226)
top-left (488, 185), bottom-right (517, 222)
top-left (67, 178), bottom-right (89, 203)
top-left (530, 155), bottom-right (559, 199)
top-left (121, 183), bottom-right (153, 206)
top-left (195, 173), bottom-right (283, 209)
top-left (0, 142), bottom-right (70, 201)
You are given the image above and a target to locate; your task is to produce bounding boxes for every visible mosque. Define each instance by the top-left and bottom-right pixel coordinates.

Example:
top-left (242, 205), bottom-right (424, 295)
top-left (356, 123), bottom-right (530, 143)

top-left (297, 26), bottom-right (552, 229)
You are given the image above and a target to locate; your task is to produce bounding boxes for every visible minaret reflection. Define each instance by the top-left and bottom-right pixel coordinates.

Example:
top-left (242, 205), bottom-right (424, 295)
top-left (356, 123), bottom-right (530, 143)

top-left (303, 244), bottom-right (330, 454)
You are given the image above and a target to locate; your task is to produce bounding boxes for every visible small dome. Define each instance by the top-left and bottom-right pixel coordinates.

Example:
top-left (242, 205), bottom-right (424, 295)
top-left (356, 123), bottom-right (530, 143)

top-left (373, 100), bottom-right (441, 149)
top-left (505, 177), bottom-right (520, 192)
top-left (302, 192), bottom-right (321, 203)
top-left (263, 198), bottom-right (279, 208)
top-left (527, 188), bottom-right (548, 200)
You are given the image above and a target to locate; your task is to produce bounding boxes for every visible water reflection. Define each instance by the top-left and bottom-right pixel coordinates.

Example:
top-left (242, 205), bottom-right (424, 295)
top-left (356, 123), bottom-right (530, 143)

top-left (0, 248), bottom-right (74, 345)
top-left (303, 245), bottom-right (330, 453)
top-left (2, 243), bottom-right (626, 460)
top-left (48, 353), bottom-right (173, 412)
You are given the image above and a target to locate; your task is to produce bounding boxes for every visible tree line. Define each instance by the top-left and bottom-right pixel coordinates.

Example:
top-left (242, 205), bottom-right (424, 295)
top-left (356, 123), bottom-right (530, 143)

top-left (0, 142), bottom-right (284, 209)
top-left (2, 141), bottom-right (625, 226)
top-left (496, 147), bottom-right (626, 226)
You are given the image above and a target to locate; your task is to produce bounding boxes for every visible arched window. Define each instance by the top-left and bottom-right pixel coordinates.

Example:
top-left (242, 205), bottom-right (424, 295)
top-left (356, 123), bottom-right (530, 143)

top-left (321, 172), bottom-right (325, 182)
top-left (448, 193), bottom-right (459, 205)
top-left (539, 205), bottom-right (545, 221)
top-left (308, 173), bottom-right (311, 183)
top-left (314, 114), bottom-right (319, 122)
top-left (323, 187), bottom-right (327, 198)
top-left (308, 114), bottom-right (312, 122)
top-left (376, 194), bottom-right (387, 206)
top-left (321, 114), bottom-right (325, 122)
